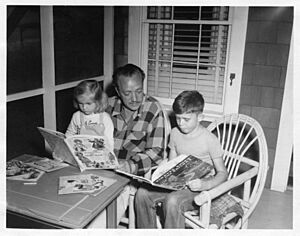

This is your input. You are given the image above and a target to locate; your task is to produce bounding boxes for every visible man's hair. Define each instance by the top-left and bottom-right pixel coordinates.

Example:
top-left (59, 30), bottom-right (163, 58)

top-left (112, 63), bottom-right (145, 89)
top-left (172, 90), bottom-right (205, 114)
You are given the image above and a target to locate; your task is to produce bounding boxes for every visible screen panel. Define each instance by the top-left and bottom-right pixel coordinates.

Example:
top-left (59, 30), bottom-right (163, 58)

top-left (7, 6), bottom-right (42, 94)
top-left (7, 96), bottom-right (47, 160)
top-left (53, 6), bottom-right (104, 84)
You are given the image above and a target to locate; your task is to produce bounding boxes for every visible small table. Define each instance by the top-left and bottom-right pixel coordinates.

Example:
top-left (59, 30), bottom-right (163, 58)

top-left (6, 155), bottom-right (130, 229)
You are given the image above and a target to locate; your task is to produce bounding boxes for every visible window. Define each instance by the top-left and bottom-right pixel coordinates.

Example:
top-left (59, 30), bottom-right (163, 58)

top-left (53, 6), bottom-right (104, 84)
top-left (146, 6), bottom-right (229, 105)
top-left (132, 6), bottom-right (248, 116)
top-left (6, 6), bottom-right (113, 160)
top-left (7, 6), bottom-right (42, 94)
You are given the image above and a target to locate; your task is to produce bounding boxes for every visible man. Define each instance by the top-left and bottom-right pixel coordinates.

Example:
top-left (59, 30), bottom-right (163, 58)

top-left (107, 63), bottom-right (165, 176)
top-left (88, 64), bottom-right (165, 228)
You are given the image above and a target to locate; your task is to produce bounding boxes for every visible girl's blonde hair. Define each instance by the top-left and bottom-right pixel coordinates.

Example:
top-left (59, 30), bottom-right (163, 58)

top-left (73, 80), bottom-right (107, 113)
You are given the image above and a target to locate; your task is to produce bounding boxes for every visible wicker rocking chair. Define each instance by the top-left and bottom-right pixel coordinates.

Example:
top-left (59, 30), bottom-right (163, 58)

top-left (183, 113), bottom-right (268, 229)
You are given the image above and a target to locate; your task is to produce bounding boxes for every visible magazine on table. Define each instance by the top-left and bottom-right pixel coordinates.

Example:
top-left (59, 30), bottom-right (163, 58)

top-left (6, 159), bottom-right (45, 182)
top-left (58, 173), bottom-right (116, 195)
top-left (116, 154), bottom-right (214, 191)
top-left (37, 127), bottom-right (119, 172)
top-left (24, 155), bottom-right (69, 172)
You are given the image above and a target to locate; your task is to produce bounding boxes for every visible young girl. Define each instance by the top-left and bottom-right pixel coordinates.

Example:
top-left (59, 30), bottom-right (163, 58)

top-left (65, 80), bottom-right (114, 152)
top-left (65, 80), bottom-right (115, 228)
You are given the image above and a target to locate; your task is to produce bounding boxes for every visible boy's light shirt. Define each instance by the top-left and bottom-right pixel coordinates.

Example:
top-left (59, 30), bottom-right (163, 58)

top-left (168, 126), bottom-right (222, 165)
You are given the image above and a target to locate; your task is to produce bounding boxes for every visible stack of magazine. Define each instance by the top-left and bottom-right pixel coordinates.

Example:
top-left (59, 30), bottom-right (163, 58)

top-left (7, 154), bottom-right (117, 196)
top-left (6, 154), bottom-right (69, 182)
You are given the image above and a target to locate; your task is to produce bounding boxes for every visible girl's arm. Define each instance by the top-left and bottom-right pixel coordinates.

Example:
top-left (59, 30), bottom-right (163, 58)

top-left (187, 156), bottom-right (228, 191)
top-left (65, 113), bottom-right (79, 137)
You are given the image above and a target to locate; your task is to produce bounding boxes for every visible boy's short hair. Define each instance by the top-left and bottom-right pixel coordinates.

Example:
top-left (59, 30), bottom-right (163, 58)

top-left (173, 90), bottom-right (205, 114)
top-left (112, 63), bottom-right (145, 88)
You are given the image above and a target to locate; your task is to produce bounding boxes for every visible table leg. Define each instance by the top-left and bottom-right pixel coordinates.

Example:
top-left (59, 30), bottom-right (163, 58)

top-left (106, 199), bottom-right (117, 228)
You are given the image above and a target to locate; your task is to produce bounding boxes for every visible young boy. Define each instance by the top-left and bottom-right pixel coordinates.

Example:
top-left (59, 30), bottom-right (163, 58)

top-left (135, 90), bottom-right (228, 228)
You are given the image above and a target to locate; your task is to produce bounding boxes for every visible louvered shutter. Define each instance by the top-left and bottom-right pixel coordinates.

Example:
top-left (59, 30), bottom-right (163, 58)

top-left (145, 6), bottom-right (230, 105)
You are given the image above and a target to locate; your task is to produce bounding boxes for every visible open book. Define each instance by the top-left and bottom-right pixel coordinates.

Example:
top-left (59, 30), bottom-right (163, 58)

top-left (58, 174), bottom-right (116, 195)
top-left (116, 154), bottom-right (214, 191)
top-left (38, 127), bottom-right (119, 172)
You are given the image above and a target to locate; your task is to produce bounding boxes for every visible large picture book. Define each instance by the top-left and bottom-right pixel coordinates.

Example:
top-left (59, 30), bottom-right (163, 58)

top-left (6, 159), bottom-right (45, 182)
top-left (116, 154), bottom-right (214, 191)
top-left (58, 173), bottom-right (116, 195)
top-left (38, 127), bottom-right (119, 172)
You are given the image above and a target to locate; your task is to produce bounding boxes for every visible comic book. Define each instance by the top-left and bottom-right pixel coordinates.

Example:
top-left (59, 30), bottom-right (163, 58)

top-left (58, 173), bottom-right (116, 195)
top-left (6, 159), bottom-right (44, 182)
top-left (116, 154), bottom-right (214, 191)
top-left (24, 155), bottom-right (69, 172)
top-left (37, 127), bottom-right (119, 172)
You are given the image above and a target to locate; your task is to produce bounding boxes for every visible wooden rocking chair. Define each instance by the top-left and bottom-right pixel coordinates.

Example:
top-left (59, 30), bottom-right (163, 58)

top-left (183, 113), bottom-right (268, 229)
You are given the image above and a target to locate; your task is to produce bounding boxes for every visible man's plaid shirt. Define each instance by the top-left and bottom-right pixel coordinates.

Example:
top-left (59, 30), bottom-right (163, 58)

top-left (106, 95), bottom-right (165, 176)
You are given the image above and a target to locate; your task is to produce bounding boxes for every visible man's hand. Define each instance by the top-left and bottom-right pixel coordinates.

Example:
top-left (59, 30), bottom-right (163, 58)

top-left (118, 159), bottom-right (132, 173)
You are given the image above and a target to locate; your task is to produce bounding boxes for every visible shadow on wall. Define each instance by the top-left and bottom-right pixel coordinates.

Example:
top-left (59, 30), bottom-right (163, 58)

top-left (105, 82), bottom-right (118, 98)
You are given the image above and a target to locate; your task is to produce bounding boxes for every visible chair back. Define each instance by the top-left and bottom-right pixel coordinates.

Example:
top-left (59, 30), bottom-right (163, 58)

top-left (157, 102), bottom-right (172, 160)
top-left (207, 114), bottom-right (268, 221)
top-left (144, 102), bottom-right (171, 180)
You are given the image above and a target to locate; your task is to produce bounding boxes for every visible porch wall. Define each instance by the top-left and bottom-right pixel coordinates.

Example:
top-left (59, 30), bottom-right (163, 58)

top-left (239, 7), bottom-right (293, 188)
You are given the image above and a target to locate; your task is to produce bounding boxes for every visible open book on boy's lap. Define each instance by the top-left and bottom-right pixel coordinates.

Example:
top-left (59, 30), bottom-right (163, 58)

top-left (116, 154), bottom-right (213, 191)
top-left (38, 127), bottom-right (119, 172)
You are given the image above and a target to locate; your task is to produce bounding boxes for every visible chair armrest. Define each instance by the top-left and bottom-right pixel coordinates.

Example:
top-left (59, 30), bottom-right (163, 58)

top-left (194, 167), bottom-right (258, 206)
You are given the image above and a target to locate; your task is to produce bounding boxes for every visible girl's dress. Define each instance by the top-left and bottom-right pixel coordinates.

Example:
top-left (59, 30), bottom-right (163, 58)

top-left (65, 111), bottom-right (114, 152)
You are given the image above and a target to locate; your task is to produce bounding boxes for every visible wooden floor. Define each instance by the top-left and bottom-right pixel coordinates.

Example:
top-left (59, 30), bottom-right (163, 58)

top-left (248, 188), bottom-right (293, 229)
top-left (118, 188), bottom-right (293, 229)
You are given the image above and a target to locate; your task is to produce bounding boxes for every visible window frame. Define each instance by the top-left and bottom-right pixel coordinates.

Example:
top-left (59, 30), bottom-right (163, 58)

top-left (129, 6), bottom-right (248, 120)
top-left (6, 6), bottom-right (114, 131)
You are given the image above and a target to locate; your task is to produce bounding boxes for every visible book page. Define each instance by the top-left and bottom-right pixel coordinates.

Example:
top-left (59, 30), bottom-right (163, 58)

top-left (152, 155), bottom-right (213, 190)
top-left (115, 169), bottom-right (153, 185)
top-left (37, 127), bottom-right (65, 151)
top-left (115, 155), bottom-right (213, 191)
top-left (58, 174), bottom-right (116, 195)
top-left (64, 135), bottom-right (119, 172)
top-left (151, 154), bottom-right (188, 181)
top-left (37, 127), bottom-right (80, 167)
